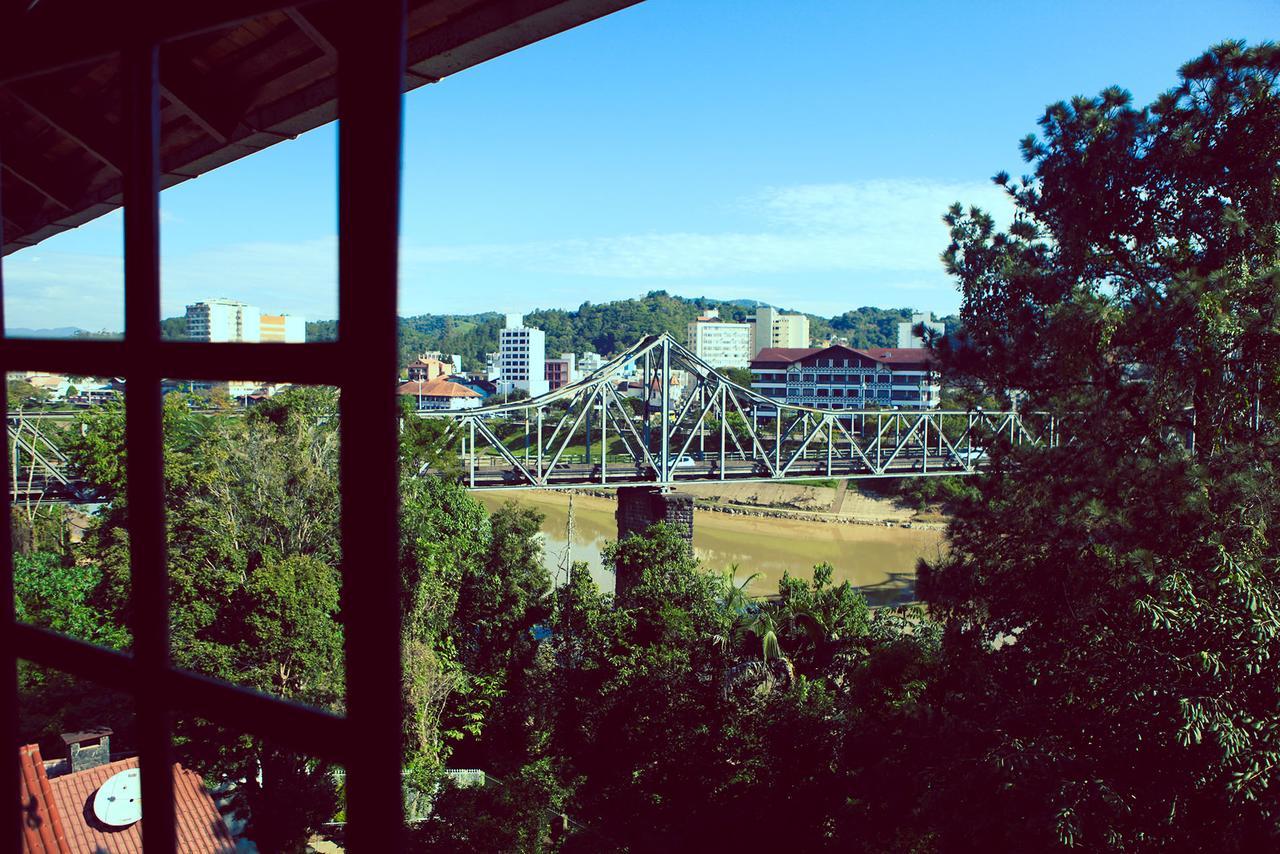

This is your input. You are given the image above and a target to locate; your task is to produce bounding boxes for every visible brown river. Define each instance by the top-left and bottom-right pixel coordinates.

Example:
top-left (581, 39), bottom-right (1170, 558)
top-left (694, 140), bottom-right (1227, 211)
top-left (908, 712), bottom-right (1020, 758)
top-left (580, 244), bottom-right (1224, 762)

top-left (474, 491), bottom-right (947, 605)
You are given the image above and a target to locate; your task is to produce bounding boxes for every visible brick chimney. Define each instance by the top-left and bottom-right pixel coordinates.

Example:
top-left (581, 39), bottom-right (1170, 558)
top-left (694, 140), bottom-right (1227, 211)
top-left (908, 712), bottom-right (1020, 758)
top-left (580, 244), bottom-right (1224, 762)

top-left (61, 727), bottom-right (112, 773)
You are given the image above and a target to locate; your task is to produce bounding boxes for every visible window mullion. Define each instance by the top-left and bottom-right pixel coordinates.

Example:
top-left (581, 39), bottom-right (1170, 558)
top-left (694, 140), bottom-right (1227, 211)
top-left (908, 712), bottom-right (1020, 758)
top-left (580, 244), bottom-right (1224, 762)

top-left (336, 0), bottom-right (408, 846)
top-left (0, 132), bottom-right (22, 854)
top-left (122, 41), bottom-right (177, 853)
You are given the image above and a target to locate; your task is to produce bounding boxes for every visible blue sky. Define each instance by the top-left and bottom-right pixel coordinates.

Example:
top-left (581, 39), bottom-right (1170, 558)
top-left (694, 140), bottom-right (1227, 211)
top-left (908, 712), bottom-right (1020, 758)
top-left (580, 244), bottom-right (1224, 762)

top-left (4, 0), bottom-right (1275, 332)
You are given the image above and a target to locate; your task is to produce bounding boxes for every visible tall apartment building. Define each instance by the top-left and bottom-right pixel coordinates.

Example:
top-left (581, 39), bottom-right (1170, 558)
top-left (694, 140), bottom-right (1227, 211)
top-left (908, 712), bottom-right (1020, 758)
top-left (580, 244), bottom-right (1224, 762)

top-left (896, 312), bottom-right (945, 349)
top-left (259, 313), bottom-right (306, 343)
top-left (185, 299), bottom-right (261, 342)
top-left (751, 306), bottom-right (810, 355)
top-left (686, 309), bottom-right (752, 368)
top-left (751, 344), bottom-right (941, 410)
top-left (498, 313), bottom-right (548, 397)
top-left (185, 300), bottom-right (305, 343)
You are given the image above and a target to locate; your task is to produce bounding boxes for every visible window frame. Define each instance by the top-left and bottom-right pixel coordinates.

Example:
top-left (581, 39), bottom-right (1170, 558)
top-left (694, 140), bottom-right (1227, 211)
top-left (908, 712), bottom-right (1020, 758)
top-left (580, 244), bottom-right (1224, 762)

top-left (1, 3), bottom-right (409, 849)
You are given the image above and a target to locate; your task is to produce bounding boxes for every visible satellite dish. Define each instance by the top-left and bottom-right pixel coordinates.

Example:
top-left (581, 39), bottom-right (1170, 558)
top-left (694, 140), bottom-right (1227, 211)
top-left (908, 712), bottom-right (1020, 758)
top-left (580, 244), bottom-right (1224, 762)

top-left (93, 768), bottom-right (142, 826)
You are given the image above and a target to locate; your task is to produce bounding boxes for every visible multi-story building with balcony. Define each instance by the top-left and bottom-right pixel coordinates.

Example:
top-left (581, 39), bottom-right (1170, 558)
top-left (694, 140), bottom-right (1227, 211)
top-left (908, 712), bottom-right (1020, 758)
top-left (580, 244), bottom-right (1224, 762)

top-left (750, 306), bottom-right (811, 355)
top-left (687, 310), bottom-right (753, 368)
top-left (498, 313), bottom-right (548, 397)
top-left (184, 298), bottom-right (261, 342)
top-left (750, 344), bottom-right (941, 411)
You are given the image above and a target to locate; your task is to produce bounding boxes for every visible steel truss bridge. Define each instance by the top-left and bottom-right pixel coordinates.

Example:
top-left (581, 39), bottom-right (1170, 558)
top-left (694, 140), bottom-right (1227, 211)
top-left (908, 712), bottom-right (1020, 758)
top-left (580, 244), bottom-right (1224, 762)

top-left (418, 334), bottom-right (1057, 490)
top-left (7, 416), bottom-right (94, 504)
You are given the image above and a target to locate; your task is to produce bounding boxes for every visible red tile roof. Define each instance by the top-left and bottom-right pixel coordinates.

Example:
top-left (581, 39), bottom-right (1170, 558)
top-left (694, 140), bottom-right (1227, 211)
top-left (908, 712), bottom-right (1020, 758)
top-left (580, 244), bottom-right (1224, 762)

top-left (751, 345), bottom-right (935, 369)
top-left (18, 744), bottom-right (69, 854)
top-left (396, 379), bottom-right (481, 398)
top-left (752, 347), bottom-right (818, 365)
top-left (855, 347), bottom-right (936, 366)
top-left (18, 746), bottom-right (236, 854)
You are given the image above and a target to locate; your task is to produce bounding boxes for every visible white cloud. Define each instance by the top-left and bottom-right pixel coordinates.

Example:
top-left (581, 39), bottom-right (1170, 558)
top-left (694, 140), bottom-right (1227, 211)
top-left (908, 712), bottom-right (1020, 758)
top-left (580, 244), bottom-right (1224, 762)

top-left (397, 179), bottom-right (1011, 280)
top-left (4, 178), bottom-right (1013, 329)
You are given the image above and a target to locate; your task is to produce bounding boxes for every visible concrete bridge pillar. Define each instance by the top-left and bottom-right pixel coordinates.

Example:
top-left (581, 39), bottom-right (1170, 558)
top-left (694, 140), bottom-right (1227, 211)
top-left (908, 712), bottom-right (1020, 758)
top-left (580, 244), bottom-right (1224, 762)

top-left (614, 486), bottom-right (694, 598)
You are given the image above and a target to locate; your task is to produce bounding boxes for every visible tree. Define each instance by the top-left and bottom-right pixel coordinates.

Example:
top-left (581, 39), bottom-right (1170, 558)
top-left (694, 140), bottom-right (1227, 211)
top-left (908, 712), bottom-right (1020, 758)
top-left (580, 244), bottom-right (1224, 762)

top-left (716, 366), bottom-right (754, 388)
top-left (7, 378), bottom-right (47, 408)
top-left (920, 41), bottom-right (1280, 850)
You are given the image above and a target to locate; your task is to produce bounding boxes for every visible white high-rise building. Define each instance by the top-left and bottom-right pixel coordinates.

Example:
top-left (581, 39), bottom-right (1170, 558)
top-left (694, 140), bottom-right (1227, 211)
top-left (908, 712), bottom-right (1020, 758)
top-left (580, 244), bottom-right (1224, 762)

top-left (752, 306), bottom-right (810, 355)
top-left (897, 312), bottom-right (945, 348)
top-left (498, 313), bottom-right (548, 397)
top-left (687, 310), bottom-right (752, 368)
top-left (185, 299), bottom-right (262, 342)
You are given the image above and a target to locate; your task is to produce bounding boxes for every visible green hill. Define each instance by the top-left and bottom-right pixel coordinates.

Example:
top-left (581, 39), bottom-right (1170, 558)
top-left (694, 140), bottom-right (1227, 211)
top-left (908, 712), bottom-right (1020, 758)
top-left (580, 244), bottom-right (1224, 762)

top-left (163, 293), bottom-right (930, 371)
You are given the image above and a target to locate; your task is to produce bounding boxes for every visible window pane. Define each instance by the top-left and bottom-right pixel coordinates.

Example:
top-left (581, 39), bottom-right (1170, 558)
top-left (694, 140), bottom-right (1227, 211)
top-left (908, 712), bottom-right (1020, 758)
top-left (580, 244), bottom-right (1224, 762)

top-left (174, 715), bottom-right (345, 852)
top-left (17, 661), bottom-right (159, 844)
top-left (158, 16), bottom-right (338, 342)
top-left (159, 382), bottom-right (345, 709)
top-left (10, 374), bottom-right (131, 652)
top-left (2, 56), bottom-right (125, 339)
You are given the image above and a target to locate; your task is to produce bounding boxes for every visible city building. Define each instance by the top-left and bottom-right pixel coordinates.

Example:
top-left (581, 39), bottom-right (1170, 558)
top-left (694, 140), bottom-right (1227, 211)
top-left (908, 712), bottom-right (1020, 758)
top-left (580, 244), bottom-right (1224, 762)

top-left (483, 352), bottom-right (502, 382)
top-left (546, 352), bottom-right (579, 390)
top-left (897, 312), bottom-right (945, 349)
top-left (259, 313), bottom-right (306, 343)
top-left (751, 306), bottom-right (810, 355)
top-left (397, 378), bottom-right (483, 411)
top-left (497, 313), bottom-right (548, 397)
top-left (407, 355), bottom-right (451, 382)
top-left (67, 380), bottom-right (123, 406)
top-left (417, 350), bottom-right (463, 375)
top-left (23, 372), bottom-right (71, 399)
top-left (686, 309), bottom-right (753, 368)
top-left (18, 730), bottom-right (234, 853)
top-left (578, 351), bottom-right (606, 375)
top-left (750, 344), bottom-right (941, 411)
top-left (184, 298), bottom-right (261, 342)
top-left (186, 300), bottom-right (306, 343)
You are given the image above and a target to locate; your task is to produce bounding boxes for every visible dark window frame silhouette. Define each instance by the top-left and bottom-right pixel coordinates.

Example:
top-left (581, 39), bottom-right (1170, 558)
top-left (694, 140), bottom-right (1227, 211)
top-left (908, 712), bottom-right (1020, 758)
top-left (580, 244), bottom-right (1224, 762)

top-left (2, 3), bottom-right (409, 849)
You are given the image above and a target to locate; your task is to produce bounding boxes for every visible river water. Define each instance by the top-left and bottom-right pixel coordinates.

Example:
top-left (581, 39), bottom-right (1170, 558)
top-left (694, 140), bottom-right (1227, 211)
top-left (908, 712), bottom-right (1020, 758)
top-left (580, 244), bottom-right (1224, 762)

top-left (474, 491), bottom-right (946, 605)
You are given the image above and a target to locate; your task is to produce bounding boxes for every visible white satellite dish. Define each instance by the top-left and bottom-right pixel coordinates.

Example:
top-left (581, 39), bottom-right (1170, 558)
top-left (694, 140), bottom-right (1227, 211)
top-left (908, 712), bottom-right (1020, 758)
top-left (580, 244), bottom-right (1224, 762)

top-left (93, 768), bottom-right (142, 826)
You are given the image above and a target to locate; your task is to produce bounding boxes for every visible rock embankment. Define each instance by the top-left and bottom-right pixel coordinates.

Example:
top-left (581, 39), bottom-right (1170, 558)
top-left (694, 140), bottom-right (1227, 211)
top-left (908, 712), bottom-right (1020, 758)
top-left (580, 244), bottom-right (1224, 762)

top-left (575, 481), bottom-right (946, 530)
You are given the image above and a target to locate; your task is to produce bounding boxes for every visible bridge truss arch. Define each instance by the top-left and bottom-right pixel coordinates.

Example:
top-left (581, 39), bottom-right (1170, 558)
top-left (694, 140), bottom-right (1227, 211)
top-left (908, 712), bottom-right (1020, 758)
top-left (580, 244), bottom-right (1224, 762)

top-left (417, 334), bottom-right (1056, 490)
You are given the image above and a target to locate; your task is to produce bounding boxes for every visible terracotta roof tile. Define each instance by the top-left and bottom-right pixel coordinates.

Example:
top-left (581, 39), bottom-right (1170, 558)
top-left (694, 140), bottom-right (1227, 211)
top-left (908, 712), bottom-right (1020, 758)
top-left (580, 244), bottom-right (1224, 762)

top-left (851, 347), bottom-right (936, 366)
top-left (396, 379), bottom-right (481, 398)
top-left (19, 744), bottom-right (70, 854)
top-left (751, 345), bottom-right (935, 369)
top-left (752, 347), bottom-right (818, 365)
top-left (44, 755), bottom-right (235, 854)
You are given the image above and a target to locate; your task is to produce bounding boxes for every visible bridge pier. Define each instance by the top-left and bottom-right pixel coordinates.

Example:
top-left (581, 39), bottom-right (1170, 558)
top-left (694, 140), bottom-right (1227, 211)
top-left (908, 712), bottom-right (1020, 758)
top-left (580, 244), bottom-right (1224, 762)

top-left (614, 486), bottom-right (694, 598)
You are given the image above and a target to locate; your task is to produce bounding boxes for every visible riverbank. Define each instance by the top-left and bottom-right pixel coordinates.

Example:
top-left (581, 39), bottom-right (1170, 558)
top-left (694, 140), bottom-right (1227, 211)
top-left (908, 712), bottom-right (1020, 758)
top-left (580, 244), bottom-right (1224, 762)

top-left (569, 480), bottom-right (944, 529)
top-left (474, 489), bottom-right (946, 605)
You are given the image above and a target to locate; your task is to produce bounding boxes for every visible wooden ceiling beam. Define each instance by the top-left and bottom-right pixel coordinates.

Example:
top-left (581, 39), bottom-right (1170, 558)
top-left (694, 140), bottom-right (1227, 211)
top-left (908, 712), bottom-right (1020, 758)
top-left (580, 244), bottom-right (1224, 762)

top-left (284, 6), bottom-right (336, 58)
top-left (159, 45), bottom-right (249, 145)
top-left (7, 86), bottom-right (124, 173)
top-left (1, 159), bottom-right (73, 211)
top-left (2, 213), bottom-right (27, 241)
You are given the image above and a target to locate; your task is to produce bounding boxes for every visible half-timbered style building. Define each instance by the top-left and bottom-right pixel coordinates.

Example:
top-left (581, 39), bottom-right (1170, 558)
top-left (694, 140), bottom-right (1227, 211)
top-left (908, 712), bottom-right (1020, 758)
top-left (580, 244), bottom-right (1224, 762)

top-left (750, 345), bottom-right (941, 411)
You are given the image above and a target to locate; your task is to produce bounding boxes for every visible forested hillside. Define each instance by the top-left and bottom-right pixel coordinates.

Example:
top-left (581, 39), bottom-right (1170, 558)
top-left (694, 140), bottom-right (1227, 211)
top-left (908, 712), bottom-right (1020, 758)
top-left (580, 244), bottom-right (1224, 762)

top-left (161, 293), bottom-right (921, 369)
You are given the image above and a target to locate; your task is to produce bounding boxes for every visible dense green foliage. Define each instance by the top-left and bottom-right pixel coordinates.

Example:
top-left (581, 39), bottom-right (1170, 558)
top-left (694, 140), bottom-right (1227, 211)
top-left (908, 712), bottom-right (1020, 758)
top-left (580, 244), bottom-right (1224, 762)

top-left (17, 390), bottom-right (560, 852)
top-left (921, 40), bottom-right (1280, 850)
